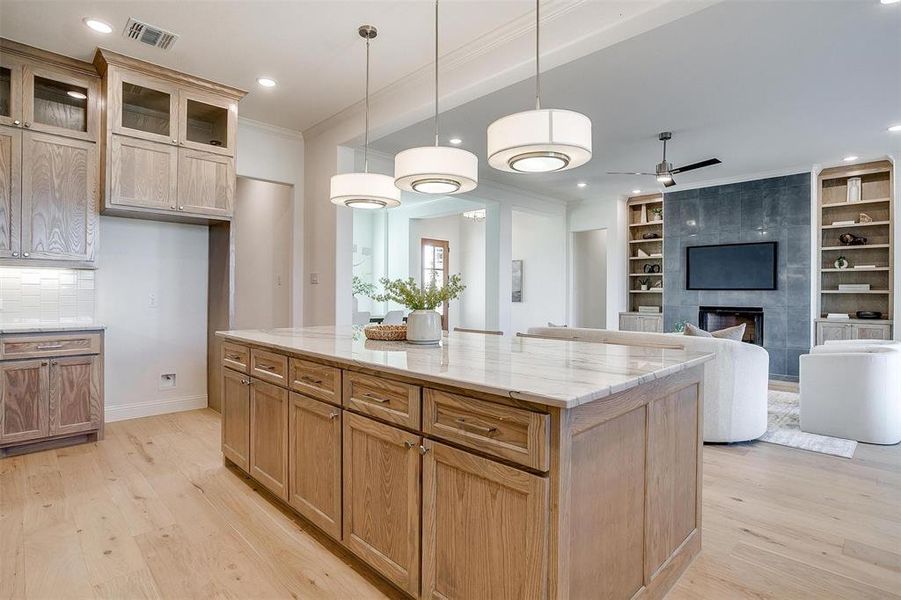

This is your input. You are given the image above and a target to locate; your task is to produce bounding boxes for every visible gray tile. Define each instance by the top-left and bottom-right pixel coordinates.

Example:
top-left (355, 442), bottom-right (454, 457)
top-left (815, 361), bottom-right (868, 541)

top-left (763, 311), bottom-right (787, 348)
top-left (786, 307), bottom-right (812, 348)
top-left (785, 347), bottom-right (809, 377)
top-left (765, 347), bottom-right (787, 376)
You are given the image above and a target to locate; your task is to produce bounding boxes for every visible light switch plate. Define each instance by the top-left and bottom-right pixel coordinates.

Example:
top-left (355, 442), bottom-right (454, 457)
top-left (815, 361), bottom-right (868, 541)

top-left (311, 272), bottom-right (320, 284)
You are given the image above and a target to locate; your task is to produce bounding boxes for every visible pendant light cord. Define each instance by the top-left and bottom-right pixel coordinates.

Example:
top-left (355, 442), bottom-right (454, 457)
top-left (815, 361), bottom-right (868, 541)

top-left (535, 0), bottom-right (541, 110)
top-left (434, 0), bottom-right (440, 146)
top-left (364, 33), bottom-right (371, 173)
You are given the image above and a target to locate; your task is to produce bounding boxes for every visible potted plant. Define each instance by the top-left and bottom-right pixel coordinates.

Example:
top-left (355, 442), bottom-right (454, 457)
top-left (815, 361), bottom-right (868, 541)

top-left (374, 275), bottom-right (466, 344)
top-left (650, 207), bottom-right (663, 222)
top-left (638, 278), bottom-right (650, 291)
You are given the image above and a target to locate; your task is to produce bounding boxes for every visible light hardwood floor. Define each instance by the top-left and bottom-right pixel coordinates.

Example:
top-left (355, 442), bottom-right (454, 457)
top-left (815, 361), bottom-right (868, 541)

top-left (1, 408), bottom-right (899, 599)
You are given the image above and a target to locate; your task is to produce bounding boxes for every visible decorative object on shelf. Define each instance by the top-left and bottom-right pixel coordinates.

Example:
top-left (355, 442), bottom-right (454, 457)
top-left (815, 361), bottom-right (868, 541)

top-left (833, 256), bottom-right (850, 269)
top-left (651, 263), bottom-right (661, 273)
top-left (638, 278), bottom-right (650, 291)
top-left (363, 324), bottom-right (407, 341)
top-left (373, 274), bottom-right (466, 345)
top-left (853, 264), bottom-right (877, 269)
top-left (839, 232), bottom-right (867, 246)
top-left (512, 259), bottom-right (523, 302)
top-left (847, 177), bottom-right (862, 203)
top-left (831, 220), bottom-right (856, 226)
top-left (643, 263), bottom-right (653, 273)
top-left (650, 252), bottom-right (663, 257)
top-left (638, 305), bottom-right (660, 313)
top-left (486, 0), bottom-right (591, 174)
top-left (636, 248), bottom-right (650, 258)
top-left (652, 280), bottom-right (663, 289)
top-left (838, 283), bottom-right (871, 291)
top-left (330, 26), bottom-right (401, 209)
top-left (394, 1), bottom-right (478, 194)
top-left (856, 311), bottom-right (883, 320)
top-left (826, 313), bottom-right (851, 320)
top-left (859, 212), bottom-right (874, 223)
top-left (642, 232), bottom-right (661, 240)
top-left (650, 207), bottom-right (663, 222)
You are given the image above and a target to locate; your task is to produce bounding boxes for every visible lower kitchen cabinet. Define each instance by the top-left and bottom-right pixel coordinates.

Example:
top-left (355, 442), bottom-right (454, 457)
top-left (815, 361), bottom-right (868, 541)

top-left (421, 439), bottom-right (549, 600)
top-left (288, 392), bottom-right (342, 540)
top-left (0, 358), bottom-right (49, 444)
top-left (343, 411), bottom-right (421, 596)
top-left (221, 366), bottom-right (250, 470)
top-left (48, 355), bottom-right (101, 436)
top-left (250, 378), bottom-right (289, 500)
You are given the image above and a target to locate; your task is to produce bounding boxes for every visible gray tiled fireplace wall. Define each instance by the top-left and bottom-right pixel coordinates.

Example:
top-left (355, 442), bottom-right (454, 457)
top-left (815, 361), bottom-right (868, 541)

top-left (663, 173), bottom-right (811, 378)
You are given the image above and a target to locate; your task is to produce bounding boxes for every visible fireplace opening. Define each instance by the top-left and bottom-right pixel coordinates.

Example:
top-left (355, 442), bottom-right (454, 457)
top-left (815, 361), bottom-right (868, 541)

top-left (698, 306), bottom-right (764, 346)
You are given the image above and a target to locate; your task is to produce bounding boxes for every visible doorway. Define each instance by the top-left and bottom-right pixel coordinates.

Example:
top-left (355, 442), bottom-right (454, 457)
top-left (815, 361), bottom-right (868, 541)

top-left (571, 228), bottom-right (608, 329)
top-left (421, 238), bottom-right (449, 331)
top-left (234, 177), bottom-right (293, 329)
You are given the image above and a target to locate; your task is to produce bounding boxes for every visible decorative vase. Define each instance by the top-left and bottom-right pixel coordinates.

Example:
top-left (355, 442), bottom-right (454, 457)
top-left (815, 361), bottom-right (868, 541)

top-left (406, 310), bottom-right (442, 345)
top-left (640, 284), bottom-right (649, 291)
top-left (847, 177), bottom-right (862, 203)
top-left (652, 212), bottom-right (662, 222)
top-left (834, 256), bottom-right (849, 269)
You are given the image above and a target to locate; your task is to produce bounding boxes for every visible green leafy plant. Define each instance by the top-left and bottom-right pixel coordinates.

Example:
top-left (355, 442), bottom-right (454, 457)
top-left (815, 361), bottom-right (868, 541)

top-left (638, 278), bottom-right (651, 287)
top-left (650, 207), bottom-right (663, 217)
top-left (373, 275), bottom-right (466, 310)
top-left (352, 275), bottom-right (377, 298)
top-left (672, 320), bottom-right (689, 333)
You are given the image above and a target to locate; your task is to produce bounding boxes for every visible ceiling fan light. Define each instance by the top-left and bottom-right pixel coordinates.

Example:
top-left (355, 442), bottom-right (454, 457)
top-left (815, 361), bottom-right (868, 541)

top-left (330, 173), bottom-right (401, 209)
top-left (487, 109), bottom-right (591, 173)
top-left (394, 146), bottom-right (478, 194)
top-left (656, 174), bottom-right (673, 184)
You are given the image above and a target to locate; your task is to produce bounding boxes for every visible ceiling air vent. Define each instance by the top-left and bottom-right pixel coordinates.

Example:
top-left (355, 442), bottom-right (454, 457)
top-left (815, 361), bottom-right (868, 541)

top-left (122, 18), bottom-right (178, 50)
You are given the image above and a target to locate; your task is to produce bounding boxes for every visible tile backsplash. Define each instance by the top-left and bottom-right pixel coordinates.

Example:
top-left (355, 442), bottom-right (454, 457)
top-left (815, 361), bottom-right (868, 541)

top-left (0, 268), bottom-right (95, 323)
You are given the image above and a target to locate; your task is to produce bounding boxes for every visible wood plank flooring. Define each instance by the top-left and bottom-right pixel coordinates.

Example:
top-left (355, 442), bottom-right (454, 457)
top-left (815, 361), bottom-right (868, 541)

top-left (1, 408), bottom-right (899, 599)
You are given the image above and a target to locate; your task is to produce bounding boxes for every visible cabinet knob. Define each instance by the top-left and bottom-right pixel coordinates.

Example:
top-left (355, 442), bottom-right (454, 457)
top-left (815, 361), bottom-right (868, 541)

top-left (50, 360), bottom-right (58, 366)
top-left (178, 206), bottom-right (184, 211)
top-left (11, 252), bottom-right (18, 257)
top-left (12, 120), bottom-right (20, 126)
top-left (23, 122), bottom-right (31, 128)
top-left (172, 139), bottom-right (178, 144)
top-left (22, 252), bottom-right (29, 258)
top-left (41, 361), bottom-right (48, 366)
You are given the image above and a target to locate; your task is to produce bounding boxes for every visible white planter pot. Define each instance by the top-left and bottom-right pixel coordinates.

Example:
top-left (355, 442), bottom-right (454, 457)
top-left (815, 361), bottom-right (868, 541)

top-left (406, 310), bottom-right (442, 345)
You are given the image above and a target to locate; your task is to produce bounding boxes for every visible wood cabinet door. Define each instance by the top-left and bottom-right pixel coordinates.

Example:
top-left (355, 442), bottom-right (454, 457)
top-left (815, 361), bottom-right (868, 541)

top-left (421, 439), bottom-right (548, 600)
top-left (109, 134), bottom-right (178, 211)
top-left (177, 89), bottom-right (236, 157)
top-left (0, 55), bottom-right (24, 127)
top-left (0, 125), bottom-right (22, 258)
top-left (20, 132), bottom-right (97, 262)
top-left (48, 355), bottom-right (101, 436)
top-left (22, 63), bottom-right (100, 142)
top-left (221, 367), bottom-right (250, 471)
top-left (288, 392), bottom-right (342, 539)
top-left (108, 68), bottom-right (179, 145)
top-left (343, 412), bottom-right (421, 596)
top-left (0, 359), bottom-right (49, 444)
top-left (640, 316), bottom-right (662, 333)
top-left (853, 324), bottom-right (891, 341)
top-left (176, 148), bottom-right (234, 218)
top-left (817, 322), bottom-right (851, 344)
top-left (619, 314), bottom-right (639, 332)
top-left (250, 378), bottom-right (289, 500)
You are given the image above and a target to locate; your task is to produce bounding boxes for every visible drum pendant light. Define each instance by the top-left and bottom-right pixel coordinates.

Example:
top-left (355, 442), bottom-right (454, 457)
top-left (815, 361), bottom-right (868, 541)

top-left (393, 0), bottom-right (478, 195)
top-left (486, 0), bottom-right (592, 173)
top-left (330, 25), bottom-right (401, 209)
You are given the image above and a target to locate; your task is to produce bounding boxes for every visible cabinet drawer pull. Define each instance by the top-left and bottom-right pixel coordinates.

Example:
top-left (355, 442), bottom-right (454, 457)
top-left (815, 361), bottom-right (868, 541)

top-left (418, 445), bottom-right (430, 455)
top-left (301, 375), bottom-right (323, 385)
top-left (361, 392), bottom-right (389, 403)
top-left (328, 412), bottom-right (339, 420)
top-left (456, 418), bottom-right (498, 436)
top-left (225, 353), bottom-right (242, 361)
top-left (36, 344), bottom-right (64, 350)
top-left (404, 440), bottom-right (415, 450)
top-left (258, 364), bottom-right (277, 372)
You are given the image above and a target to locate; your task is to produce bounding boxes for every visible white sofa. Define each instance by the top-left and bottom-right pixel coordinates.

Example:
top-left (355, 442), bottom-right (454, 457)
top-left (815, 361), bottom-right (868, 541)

top-left (800, 343), bottom-right (901, 444)
top-left (525, 327), bottom-right (769, 443)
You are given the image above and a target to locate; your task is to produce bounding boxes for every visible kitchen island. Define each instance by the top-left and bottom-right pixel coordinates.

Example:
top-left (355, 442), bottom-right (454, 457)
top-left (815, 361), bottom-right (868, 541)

top-left (214, 326), bottom-right (712, 599)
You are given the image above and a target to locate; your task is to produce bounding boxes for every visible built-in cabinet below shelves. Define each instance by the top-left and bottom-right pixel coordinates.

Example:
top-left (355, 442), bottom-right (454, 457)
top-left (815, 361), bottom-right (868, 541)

top-left (93, 49), bottom-right (245, 224)
top-left (619, 312), bottom-right (663, 333)
top-left (815, 319), bottom-right (892, 343)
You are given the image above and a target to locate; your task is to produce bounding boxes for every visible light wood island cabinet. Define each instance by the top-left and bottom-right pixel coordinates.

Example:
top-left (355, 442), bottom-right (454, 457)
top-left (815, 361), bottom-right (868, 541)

top-left (216, 327), bottom-right (711, 599)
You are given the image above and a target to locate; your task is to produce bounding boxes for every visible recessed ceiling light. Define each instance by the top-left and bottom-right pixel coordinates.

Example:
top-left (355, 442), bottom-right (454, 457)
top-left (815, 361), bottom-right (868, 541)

top-left (843, 155), bottom-right (859, 162)
top-left (880, 0), bottom-right (900, 5)
top-left (66, 90), bottom-right (87, 100)
top-left (449, 138), bottom-right (462, 145)
top-left (632, 189), bottom-right (642, 194)
top-left (889, 124), bottom-right (901, 132)
top-left (256, 77), bottom-right (277, 88)
top-left (83, 18), bottom-right (113, 34)
top-left (577, 182), bottom-right (587, 188)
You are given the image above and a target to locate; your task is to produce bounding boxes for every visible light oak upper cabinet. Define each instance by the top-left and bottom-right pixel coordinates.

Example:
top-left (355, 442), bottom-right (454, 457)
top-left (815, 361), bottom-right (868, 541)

top-left (94, 49), bottom-right (245, 224)
top-left (250, 378), bottom-right (289, 500)
top-left (0, 359), bottom-right (49, 444)
top-left (343, 412), bottom-right (421, 597)
top-left (421, 440), bottom-right (549, 600)
top-left (0, 125), bottom-right (21, 258)
top-left (221, 367), bottom-right (251, 471)
top-left (48, 355), bottom-right (101, 436)
top-left (288, 392), bottom-right (342, 540)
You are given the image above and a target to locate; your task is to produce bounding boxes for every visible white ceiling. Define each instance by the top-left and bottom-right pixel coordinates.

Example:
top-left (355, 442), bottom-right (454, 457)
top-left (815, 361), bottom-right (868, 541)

top-left (370, 0), bottom-right (901, 202)
top-left (0, 0), bottom-right (540, 130)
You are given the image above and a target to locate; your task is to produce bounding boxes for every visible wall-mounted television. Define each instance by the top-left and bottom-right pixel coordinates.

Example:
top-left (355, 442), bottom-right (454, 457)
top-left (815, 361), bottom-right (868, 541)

top-left (686, 242), bottom-right (778, 290)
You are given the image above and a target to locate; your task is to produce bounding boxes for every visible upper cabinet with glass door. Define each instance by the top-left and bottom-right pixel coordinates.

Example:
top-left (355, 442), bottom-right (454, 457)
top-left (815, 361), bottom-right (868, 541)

top-left (0, 53), bottom-right (24, 127)
top-left (109, 68), bottom-right (179, 146)
top-left (179, 90), bottom-right (236, 157)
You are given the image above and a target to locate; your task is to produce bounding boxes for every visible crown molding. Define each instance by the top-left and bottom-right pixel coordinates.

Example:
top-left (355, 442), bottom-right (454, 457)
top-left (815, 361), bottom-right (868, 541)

top-left (239, 116), bottom-right (304, 140)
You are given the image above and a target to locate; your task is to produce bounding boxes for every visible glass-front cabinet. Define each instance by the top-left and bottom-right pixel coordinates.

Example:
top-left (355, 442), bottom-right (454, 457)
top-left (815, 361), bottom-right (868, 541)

top-left (178, 90), bottom-right (236, 157)
top-left (110, 69), bottom-right (179, 145)
top-left (22, 65), bottom-right (98, 141)
top-left (0, 56), bottom-right (24, 127)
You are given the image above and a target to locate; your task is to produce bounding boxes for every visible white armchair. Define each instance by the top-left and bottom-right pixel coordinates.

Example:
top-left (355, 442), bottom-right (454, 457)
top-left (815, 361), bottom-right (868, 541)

top-left (800, 344), bottom-right (901, 444)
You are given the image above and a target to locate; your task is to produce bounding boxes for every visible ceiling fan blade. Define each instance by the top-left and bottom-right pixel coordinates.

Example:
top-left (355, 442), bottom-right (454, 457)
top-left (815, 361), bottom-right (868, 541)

top-left (606, 171), bottom-right (657, 176)
top-left (663, 177), bottom-right (677, 188)
top-left (670, 158), bottom-right (721, 174)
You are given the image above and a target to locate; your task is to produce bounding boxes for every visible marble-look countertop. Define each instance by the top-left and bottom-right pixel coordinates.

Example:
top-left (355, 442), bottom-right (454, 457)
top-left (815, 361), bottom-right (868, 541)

top-left (217, 326), bottom-right (712, 409)
top-left (0, 322), bottom-right (106, 334)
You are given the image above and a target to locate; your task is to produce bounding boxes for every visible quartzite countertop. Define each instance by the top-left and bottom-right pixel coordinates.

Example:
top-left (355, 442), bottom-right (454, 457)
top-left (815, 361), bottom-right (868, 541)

top-left (216, 325), bottom-right (712, 409)
top-left (0, 321), bottom-right (106, 334)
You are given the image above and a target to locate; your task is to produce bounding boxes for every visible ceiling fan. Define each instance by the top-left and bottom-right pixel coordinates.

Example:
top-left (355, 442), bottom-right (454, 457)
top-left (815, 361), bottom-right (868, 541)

top-left (608, 132), bottom-right (721, 188)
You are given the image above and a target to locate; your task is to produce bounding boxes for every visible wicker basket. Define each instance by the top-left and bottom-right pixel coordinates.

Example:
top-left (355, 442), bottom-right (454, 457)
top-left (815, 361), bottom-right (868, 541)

top-left (363, 324), bottom-right (407, 341)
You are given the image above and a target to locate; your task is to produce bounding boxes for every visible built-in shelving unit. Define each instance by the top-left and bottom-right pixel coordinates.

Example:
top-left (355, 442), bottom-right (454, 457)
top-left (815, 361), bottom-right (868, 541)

top-left (620, 193), bottom-right (664, 332)
top-left (816, 160), bottom-right (894, 343)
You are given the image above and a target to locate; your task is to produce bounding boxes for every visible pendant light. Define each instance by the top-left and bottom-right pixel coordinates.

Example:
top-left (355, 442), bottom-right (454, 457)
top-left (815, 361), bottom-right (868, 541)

top-left (330, 26), bottom-right (401, 209)
top-left (393, 1), bottom-right (478, 195)
top-left (486, 0), bottom-right (591, 173)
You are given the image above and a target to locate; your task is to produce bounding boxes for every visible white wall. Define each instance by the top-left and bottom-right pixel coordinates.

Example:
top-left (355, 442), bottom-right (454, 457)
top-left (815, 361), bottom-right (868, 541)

top-left (571, 229), bottom-right (609, 329)
top-left (459, 217), bottom-right (487, 329)
top-left (96, 217), bottom-right (209, 422)
top-left (510, 211), bottom-right (566, 332)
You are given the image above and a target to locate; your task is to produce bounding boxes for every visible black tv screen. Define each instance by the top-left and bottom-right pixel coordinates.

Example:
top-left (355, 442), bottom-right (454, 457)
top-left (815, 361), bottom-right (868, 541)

top-left (686, 242), bottom-right (777, 290)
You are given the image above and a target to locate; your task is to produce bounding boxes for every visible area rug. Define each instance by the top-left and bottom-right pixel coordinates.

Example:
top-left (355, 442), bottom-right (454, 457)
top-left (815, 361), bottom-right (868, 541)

top-left (759, 390), bottom-right (857, 458)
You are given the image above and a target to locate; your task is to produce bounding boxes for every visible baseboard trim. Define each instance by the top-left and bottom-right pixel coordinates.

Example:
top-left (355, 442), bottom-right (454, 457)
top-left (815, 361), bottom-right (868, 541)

top-left (105, 395), bottom-right (208, 423)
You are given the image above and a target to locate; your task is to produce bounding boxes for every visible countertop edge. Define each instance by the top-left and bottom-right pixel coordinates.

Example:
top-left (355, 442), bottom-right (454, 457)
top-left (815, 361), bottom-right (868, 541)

top-left (0, 323), bottom-right (107, 333)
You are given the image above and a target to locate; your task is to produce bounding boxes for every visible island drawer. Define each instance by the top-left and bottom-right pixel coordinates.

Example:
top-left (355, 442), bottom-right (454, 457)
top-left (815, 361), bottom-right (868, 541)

top-left (250, 348), bottom-right (289, 386)
top-left (343, 371), bottom-right (421, 429)
top-left (290, 358), bottom-right (341, 405)
top-left (0, 332), bottom-right (101, 360)
top-left (222, 342), bottom-right (250, 374)
top-left (423, 388), bottom-right (549, 471)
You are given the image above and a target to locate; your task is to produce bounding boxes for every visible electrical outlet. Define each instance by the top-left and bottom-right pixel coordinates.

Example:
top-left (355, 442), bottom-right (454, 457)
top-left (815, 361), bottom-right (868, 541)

top-left (159, 373), bottom-right (176, 390)
top-left (148, 292), bottom-right (159, 308)
top-left (311, 272), bottom-right (320, 284)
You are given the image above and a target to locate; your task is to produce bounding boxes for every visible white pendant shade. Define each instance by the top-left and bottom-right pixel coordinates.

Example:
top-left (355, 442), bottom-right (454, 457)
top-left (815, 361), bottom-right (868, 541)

top-left (330, 172), bottom-right (401, 209)
top-left (394, 146), bottom-right (478, 194)
top-left (487, 108), bottom-right (592, 173)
